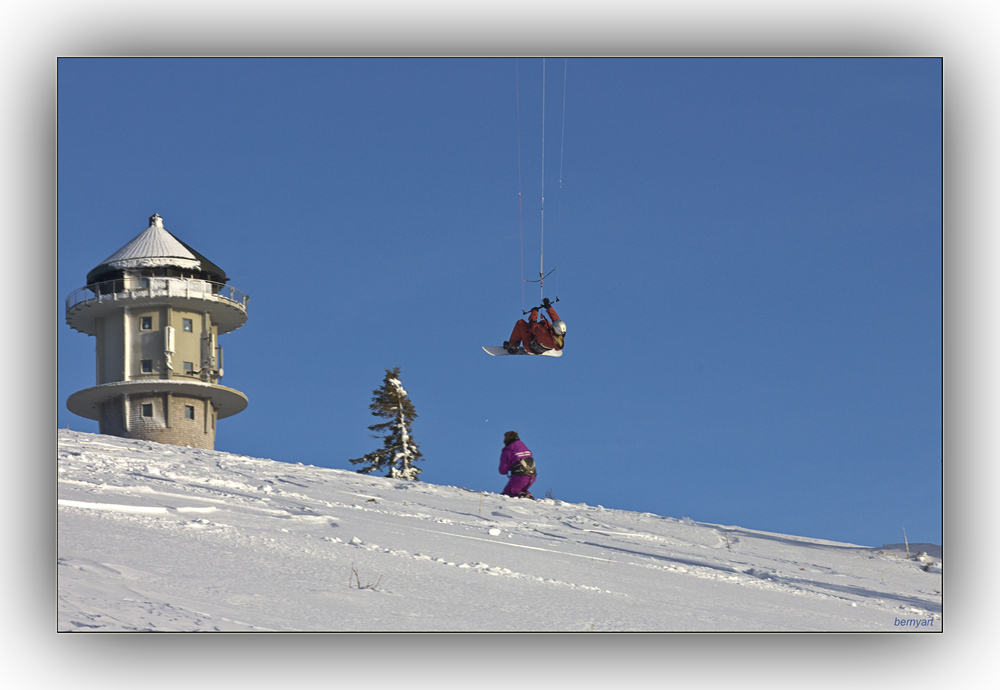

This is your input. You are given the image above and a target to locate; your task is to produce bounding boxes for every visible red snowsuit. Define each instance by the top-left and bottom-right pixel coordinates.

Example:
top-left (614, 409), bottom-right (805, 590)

top-left (508, 306), bottom-right (564, 354)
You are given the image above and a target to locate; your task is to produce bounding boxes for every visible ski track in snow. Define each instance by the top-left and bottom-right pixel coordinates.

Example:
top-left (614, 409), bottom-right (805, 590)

top-left (57, 430), bottom-right (942, 631)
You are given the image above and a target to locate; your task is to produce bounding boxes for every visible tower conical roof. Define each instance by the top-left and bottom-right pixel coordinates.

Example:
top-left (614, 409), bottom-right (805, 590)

top-left (86, 214), bottom-right (229, 284)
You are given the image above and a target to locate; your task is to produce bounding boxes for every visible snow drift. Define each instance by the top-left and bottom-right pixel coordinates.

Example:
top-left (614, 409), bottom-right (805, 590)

top-left (57, 430), bottom-right (941, 632)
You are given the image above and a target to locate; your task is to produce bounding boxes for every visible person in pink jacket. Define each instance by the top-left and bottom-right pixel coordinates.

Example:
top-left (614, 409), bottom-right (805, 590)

top-left (499, 430), bottom-right (537, 498)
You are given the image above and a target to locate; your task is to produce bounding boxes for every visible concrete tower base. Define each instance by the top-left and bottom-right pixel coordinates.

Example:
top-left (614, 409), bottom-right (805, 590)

top-left (98, 393), bottom-right (218, 449)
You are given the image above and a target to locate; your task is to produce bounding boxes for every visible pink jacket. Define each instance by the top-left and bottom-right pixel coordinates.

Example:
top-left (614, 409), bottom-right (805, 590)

top-left (499, 440), bottom-right (534, 475)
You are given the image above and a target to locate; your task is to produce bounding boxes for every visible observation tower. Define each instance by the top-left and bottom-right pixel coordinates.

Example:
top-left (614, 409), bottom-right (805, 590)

top-left (65, 214), bottom-right (249, 449)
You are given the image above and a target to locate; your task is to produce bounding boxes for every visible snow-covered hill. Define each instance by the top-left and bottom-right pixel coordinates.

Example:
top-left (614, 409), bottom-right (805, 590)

top-left (57, 430), bottom-right (941, 632)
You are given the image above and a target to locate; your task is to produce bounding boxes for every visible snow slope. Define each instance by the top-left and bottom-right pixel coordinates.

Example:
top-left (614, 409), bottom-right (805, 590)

top-left (57, 430), bottom-right (941, 632)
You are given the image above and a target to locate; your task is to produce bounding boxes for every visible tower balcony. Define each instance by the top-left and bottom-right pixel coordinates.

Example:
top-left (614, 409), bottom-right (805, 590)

top-left (66, 277), bottom-right (249, 336)
top-left (66, 379), bottom-right (249, 421)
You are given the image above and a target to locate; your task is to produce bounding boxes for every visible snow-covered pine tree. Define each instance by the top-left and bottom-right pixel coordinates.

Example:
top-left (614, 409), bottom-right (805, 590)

top-left (349, 366), bottom-right (424, 480)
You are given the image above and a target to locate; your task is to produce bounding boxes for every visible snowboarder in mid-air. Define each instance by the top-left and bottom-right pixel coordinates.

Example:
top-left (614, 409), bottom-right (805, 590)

top-left (499, 430), bottom-right (537, 498)
top-left (504, 297), bottom-right (566, 355)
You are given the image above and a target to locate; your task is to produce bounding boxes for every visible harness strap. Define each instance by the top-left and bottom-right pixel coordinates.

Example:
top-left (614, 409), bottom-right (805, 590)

top-left (528, 336), bottom-right (549, 355)
top-left (511, 456), bottom-right (537, 476)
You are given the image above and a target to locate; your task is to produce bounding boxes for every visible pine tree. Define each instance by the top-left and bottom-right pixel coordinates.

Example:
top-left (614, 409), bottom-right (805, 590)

top-left (349, 366), bottom-right (424, 480)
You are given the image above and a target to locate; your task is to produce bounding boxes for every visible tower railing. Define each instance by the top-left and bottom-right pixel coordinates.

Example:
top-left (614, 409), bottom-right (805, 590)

top-left (66, 278), bottom-right (249, 315)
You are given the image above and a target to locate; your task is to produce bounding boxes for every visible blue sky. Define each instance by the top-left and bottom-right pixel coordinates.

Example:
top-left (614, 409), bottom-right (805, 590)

top-left (57, 57), bottom-right (941, 547)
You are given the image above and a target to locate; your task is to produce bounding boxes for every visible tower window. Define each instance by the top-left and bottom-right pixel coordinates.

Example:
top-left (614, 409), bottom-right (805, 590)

top-left (141, 359), bottom-right (153, 373)
top-left (140, 317), bottom-right (152, 330)
top-left (183, 362), bottom-right (194, 373)
top-left (141, 404), bottom-right (153, 417)
top-left (185, 405), bottom-right (195, 420)
top-left (183, 318), bottom-right (193, 332)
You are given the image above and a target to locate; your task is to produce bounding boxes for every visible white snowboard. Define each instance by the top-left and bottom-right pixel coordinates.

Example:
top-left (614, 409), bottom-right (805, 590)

top-left (482, 345), bottom-right (562, 357)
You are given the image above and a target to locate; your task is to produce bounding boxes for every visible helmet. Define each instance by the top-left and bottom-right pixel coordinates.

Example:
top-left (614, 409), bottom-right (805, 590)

top-left (552, 320), bottom-right (567, 335)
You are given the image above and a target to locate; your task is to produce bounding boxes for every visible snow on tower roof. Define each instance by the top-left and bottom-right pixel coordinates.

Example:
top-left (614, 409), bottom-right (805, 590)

top-left (86, 214), bottom-right (229, 284)
top-left (100, 214), bottom-right (198, 267)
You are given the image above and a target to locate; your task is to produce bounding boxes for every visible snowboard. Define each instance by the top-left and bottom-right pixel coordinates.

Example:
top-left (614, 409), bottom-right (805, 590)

top-left (482, 345), bottom-right (562, 357)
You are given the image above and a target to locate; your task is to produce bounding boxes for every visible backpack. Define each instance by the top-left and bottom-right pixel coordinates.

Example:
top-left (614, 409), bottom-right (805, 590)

top-left (512, 456), bottom-right (536, 476)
